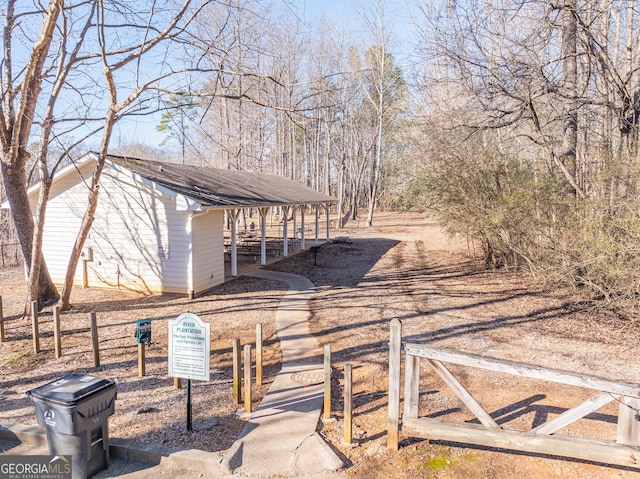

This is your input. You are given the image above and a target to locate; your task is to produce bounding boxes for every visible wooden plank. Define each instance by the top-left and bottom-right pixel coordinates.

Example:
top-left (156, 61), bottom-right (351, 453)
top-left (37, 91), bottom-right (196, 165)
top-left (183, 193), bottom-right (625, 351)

top-left (404, 343), bottom-right (640, 397)
top-left (427, 358), bottom-right (500, 429)
top-left (31, 301), bottom-right (40, 354)
top-left (138, 342), bottom-right (146, 377)
top-left (618, 396), bottom-right (640, 446)
top-left (90, 312), bottom-right (100, 367)
top-left (387, 319), bottom-right (402, 451)
top-left (233, 338), bottom-right (241, 405)
top-left (402, 417), bottom-right (640, 468)
top-left (324, 344), bottom-right (332, 420)
top-left (403, 353), bottom-right (420, 419)
top-left (256, 323), bottom-right (263, 387)
top-left (344, 363), bottom-right (353, 444)
top-left (53, 306), bottom-right (62, 358)
top-left (530, 392), bottom-right (616, 436)
top-left (244, 344), bottom-right (252, 413)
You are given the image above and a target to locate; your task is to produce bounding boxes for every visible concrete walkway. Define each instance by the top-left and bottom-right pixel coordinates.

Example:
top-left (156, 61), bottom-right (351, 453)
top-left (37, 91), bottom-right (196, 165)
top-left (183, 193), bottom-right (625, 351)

top-left (222, 270), bottom-right (344, 478)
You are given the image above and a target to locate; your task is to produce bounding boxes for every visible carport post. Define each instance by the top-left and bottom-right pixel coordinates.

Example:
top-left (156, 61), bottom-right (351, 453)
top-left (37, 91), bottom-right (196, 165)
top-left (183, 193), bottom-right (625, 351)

top-left (259, 207), bottom-right (268, 266)
top-left (324, 204), bottom-right (331, 241)
top-left (300, 206), bottom-right (306, 251)
top-left (315, 207), bottom-right (320, 245)
top-left (229, 209), bottom-right (239, 276)
top-left (282, 206), bottom-right (291, 257)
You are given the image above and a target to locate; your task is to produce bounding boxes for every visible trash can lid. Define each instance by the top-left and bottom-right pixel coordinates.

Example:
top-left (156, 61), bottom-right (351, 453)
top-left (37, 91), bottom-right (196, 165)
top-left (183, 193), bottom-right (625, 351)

top-left (27, 373), bottom-right (115, 405)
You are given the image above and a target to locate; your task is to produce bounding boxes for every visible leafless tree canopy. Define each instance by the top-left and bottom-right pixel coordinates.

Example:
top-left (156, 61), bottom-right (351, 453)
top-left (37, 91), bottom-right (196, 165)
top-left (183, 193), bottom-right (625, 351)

top-left (409, 0), bottom-right (640, 312)
top-left (5, 0), bottom-right (639, 314)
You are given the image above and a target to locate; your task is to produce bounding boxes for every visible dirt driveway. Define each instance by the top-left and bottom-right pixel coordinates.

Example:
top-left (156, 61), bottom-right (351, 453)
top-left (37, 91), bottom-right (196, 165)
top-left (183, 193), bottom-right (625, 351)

top-left (2, 212), bottom-right (640, 478)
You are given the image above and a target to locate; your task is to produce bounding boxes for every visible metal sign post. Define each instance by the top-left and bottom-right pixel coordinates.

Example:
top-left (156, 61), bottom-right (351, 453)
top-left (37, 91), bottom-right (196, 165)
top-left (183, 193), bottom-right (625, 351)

top-left (168, 313), bottom-right (210, 432)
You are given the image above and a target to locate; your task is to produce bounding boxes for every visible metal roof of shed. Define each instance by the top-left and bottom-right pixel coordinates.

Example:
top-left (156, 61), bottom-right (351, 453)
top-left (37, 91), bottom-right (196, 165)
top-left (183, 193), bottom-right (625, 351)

top-left (107, 154), bottom-right (336, 209)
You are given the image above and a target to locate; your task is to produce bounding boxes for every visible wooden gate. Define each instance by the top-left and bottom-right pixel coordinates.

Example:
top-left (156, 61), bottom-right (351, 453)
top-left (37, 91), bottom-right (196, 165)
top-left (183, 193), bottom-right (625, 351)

top-left (386, 319), bottom-right (640, 468)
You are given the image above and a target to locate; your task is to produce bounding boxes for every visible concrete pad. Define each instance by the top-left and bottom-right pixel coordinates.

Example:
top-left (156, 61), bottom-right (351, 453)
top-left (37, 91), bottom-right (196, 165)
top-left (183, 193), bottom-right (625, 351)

top-left (224, 363), bottom-right (342, 477)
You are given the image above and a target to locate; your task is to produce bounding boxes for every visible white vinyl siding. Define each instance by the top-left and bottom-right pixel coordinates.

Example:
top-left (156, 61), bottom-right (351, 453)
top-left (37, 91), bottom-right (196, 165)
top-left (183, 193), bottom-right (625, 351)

top-left (40, 166), bottom-right (91, 285)
top-left (41, 162), bottom-right (192, 294)
top-left (192, 210), bottom-right (225, 294)
top-left (37, 158), bottom-right (232, 296)
top-left (86, 167), bottom-right (187, 293)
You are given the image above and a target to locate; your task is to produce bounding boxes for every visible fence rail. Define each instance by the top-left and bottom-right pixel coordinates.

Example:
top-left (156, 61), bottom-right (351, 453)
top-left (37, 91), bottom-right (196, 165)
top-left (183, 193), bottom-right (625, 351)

top-left (0, 242), bottom-right (21, 268)
top-left (387, 318), bottom-right (640, 468)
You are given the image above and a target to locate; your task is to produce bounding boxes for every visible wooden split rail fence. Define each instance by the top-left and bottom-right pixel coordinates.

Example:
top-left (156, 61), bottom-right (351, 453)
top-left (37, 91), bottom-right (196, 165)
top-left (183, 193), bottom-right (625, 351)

top-left (387, 318), bottom-right (640, 468)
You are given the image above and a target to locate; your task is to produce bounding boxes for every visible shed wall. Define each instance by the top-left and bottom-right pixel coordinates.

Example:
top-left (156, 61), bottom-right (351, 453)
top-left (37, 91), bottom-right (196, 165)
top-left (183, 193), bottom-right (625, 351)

top-left (192, 210), bottom-right (225, 294)
top-left (42, 163), bottom-right (192, 294)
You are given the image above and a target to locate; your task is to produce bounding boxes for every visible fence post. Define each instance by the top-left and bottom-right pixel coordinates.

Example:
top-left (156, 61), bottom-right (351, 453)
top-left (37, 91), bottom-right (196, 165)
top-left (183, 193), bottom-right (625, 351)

top-left (324, 344), bottom-right (332, 421)
top-left (344, 363), bottom-right (353, 445)
top-left (256, 323), bottom-right (263, 387)
top-left (90, 312), bottom-right (100, 368)
top-left (53, 306), bottom-right (62, 358)
top-left (233, 338), bottom-right (242, 405)
top-left (387, 318), bottom-right (402, 451)
top-left (138, 342), bottom-right (146, 377)
top-left (31, 301), bottom-right (40, 354)
top-left (244, 344), bottom-right (252, 414)
top-left (0, 296), bottom-right (4, 343)
top-left (174, 378), bottom-right (182, 389)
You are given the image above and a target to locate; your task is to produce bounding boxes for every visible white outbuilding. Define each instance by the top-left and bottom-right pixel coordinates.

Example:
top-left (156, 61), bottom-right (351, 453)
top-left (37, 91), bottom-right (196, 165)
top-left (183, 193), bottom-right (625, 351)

top-left (17, 152), bottom-right (335, 297)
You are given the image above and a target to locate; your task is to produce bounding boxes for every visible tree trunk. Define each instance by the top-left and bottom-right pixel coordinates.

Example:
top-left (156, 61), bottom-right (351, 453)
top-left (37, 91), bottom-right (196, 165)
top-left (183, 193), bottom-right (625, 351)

top-left (59, 108), bottom-right (117, 310)
top-left (1, 159), bottom-right (59, 312)
top-left (560, 0), bottom-right (578, 196)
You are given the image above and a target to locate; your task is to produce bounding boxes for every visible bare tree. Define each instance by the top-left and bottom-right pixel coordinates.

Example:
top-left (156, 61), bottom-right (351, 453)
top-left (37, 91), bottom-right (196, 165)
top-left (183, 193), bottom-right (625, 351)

top-left (58, 0), bottom-right (213, 310)
top-left (0, 0), bottom-right (213, 312)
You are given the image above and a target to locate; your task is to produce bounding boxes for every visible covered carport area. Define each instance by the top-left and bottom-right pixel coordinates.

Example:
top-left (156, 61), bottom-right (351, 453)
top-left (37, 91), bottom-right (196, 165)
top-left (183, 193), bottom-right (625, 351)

top-left (225, 201), bottom-right (335, 278)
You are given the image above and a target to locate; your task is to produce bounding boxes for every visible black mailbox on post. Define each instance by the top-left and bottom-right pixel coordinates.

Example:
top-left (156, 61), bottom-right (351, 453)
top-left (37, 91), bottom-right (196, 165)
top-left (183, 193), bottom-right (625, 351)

top-left (135, 318), bottom-right (151, 344)
top-left (27, 373), bottom-right (117, 479)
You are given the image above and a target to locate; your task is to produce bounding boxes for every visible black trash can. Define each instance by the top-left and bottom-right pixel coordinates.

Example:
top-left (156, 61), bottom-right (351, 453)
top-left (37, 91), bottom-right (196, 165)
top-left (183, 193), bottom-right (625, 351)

top-left (27, 373), bottom-right (117, 479)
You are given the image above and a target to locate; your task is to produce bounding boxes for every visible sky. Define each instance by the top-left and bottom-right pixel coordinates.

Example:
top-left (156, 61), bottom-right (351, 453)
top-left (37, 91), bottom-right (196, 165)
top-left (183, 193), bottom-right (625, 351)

top-left (116, 0), bottom-right (411, 150)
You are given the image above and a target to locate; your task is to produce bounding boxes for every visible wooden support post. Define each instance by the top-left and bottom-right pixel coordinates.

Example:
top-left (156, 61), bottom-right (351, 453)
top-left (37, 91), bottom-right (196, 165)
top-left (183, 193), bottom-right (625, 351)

top-left (138, 342), bottom-right (146, 377)
top-left (244, 344), bottom-right (252, 414)
top-left (53, 306), bottom-right (62, 359)
top-left (174, 378), bottom-right (182, 389)
top-left (403, 353), bottom-right (420, 419)
top-left (324, 344), bottom-right (332, 420)
top-left (90, 312), bottom-right (100, 368)
top-left (617, 396), bottom-right (640, 446)
top-left (82, 260), bottom-right (88, 288)
top-left (233, 338), bottom-right (242, 404)
top-left (344, 363), bottom-right (353, 445)
top-left (256, 323), bottom-right (263, 387)
top-left (387, 318), bottom-right (402, 451)
top-left (0, 296), bottom-right (4, 343)
top-left (31, 301), bottom-right (40, 354)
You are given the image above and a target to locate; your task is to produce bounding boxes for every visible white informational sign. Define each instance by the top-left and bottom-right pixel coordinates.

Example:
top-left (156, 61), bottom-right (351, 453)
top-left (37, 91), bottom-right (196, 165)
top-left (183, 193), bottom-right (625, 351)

top-left (168, 313), bottom-right (210, 381)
